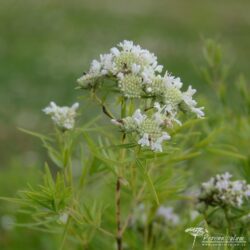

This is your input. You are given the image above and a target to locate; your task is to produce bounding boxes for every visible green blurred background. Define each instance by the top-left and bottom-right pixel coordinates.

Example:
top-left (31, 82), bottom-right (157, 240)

top-left (0, 0), bottom-right (250, 249)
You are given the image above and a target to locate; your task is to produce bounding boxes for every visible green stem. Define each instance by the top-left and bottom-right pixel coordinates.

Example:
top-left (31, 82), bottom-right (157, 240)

top-left (224, 207), bottom-right (232, 234)
top-left (92, 91), bottom-right (116, 119)
top-left (116, 177), bottom-right (122, 250)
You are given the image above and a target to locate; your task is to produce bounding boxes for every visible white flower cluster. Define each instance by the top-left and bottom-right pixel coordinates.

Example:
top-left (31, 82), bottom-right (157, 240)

top-left (112, 109), bottom-right (170, 152)
top-left (77, 40), bottom-right (204, 118)
top-left (156, 206), bottom-right (180, 225)
top-left (198, 172), bottom-right (250, 208)
top-left (43, 102), bottom-right (79, 130)
top-left (78, 40), bottom-right (204, 152)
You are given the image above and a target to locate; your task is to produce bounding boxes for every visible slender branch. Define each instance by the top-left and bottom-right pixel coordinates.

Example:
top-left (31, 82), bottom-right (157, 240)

top-left (92, 91), bottom-right (116, 119)
top-left (116, 177), bottom-right (122, 250)
top-left (115, 97), bottom-right (127, 250)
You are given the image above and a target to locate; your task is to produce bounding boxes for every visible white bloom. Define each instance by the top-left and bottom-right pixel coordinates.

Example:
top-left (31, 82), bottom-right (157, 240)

top-left (157, 206), bottom-right (180, 225)
top-left (199, 173), bottom-right (250, 208)
top-left (132, 109), bottom-right (146, 125)
top-left (146, 87), bottom-right (152, 93)
top-left (202, 177), bottom-right (215, 193)
top-left (90, 59), bottom-right (101, 74)
top-left (151, 132), bottom-right (170, 152)
top-left (222, 172), bottom-right (232, 180)
top-left (58, 213), bottom-right (68, 225)
top-left (110, 47), bottom-right (120, 56)
top-left (216, 179), bottom-right (229, 191)
top-left (118, 40), bottom-right (134, 51)
top-left (163, 72), bottom-right (183, 89)
top-left (141, 67), bottom-right (155, 84)
top-left (43, 102), bottom-right (79, 130)
top-left (138, 133), bottom-right (150, 147)
top-left (131, 63), bottom-right (141, 74)
top-left (231, 181), bottom-right (244, 192)
top-left (182, 86), bottom-right (205, 118)
top-left (153, 102), bottom-right (181, 127)
top-left (151, 140), bottom-right (163, 152)
top-left (245, 186), bottom-right (250, 197)
top-left (77, 40), bottom-right (204, 122)
top-left (117, 72), bottom-right (124, 80)
top-left (155, 65), bottom-right (163, 73)
top-left (100, 53), bottom-right (114, 72)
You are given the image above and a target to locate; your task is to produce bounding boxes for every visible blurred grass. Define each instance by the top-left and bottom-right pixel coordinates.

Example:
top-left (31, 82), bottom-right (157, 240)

top-left (0, 0), bottom-right (250, 165)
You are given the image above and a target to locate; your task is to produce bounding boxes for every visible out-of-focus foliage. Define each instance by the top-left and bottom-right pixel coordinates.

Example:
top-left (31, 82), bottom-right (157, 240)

top-left (0, 0), bottom-right (250, 249)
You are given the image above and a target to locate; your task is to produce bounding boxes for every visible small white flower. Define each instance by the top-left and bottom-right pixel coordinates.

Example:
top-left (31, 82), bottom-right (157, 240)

top-left (151, 140), bottom-right (163, 152)
top-left (138, 133), bottom-right (150, 147)
top-left (90, 59), bottom-right (101, 74)
top-left (182, 86), bottom-right (205, 118)
top-left (245, 186), bottom-right (250, 197)
top-left (155, 65), bottom-right (163, 73)
top-left (222, 172), bottom-right (232, 180)
top-left (163, 72), bottom-right (183, 89)
top-left (151, 132), bottom-right (170, 152)
top-left (157, 206), bottom-right (180, 225)
top-left (160, 132), bottom-right (171, 141)
top-left (43, 102), bottom-right (79, 130)
top-left (118, 40), bottom-right (134, 51)
top-left (58, 213), bottom-right (68, 225)
top-left (141, 67), bottom-right (155, 84)
top-left (110, 47), bottom-right (120, 56)
top-left (117, 72), bottom-right (124, 80)
top-left (132, 109), bottom-right (146, 125)
top-left (146, 87), bottom-right (152, 93)
top-left (131, 63), bottom-right (141, 74)
top-left (232, 181), bottom-right (244, 192)
top-left (216, 179), bottom-right (229, 191)
top-left (100, 53), bottom-right (114, 72)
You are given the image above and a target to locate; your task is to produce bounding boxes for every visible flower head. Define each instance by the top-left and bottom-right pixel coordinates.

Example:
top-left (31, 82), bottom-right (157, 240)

top-left (112, 109), bottom-right (170, 152)
top-left (78, 40), bottom-right (205, 152)
top-left (43, 102), bottom-right (79, 130)
top-left (198, 172), bottom-right (250, 209)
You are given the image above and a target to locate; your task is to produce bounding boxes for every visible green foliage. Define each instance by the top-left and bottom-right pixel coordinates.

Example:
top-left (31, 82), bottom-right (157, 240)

top-left (1, 31), bottom-right (250, 250)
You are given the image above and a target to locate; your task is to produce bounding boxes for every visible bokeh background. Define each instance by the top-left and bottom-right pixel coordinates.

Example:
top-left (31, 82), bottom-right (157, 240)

top-left (0, 0), bottom-right (250, 249)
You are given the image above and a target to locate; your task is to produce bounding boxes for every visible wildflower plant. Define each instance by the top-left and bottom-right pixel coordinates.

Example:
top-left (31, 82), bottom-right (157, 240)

top-left (77, 40), bottom-right (204, 249)
top-left (3, 40), bottom-right (211, 250)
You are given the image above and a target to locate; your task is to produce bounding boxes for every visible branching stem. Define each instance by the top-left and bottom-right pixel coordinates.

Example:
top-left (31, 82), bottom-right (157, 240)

top-left (116, 177), bottom-right (122, 250)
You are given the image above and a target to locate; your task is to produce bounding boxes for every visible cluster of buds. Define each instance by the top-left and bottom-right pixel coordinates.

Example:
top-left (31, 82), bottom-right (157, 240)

top-left (43, 102), bottom-right (79, 130)
top-left (112, 109), bottom-right (170, 152)
top-left (198, 172), bottom-right (250, 210)
top-left (77, 40), bottom-right (204, 151)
